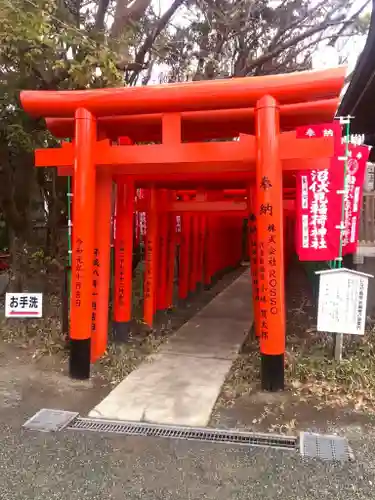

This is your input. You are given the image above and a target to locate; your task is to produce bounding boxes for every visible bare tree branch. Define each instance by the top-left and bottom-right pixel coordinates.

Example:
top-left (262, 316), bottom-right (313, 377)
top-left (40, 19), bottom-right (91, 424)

top-left (268, 0), bottom-right (330, 51)
top-left (241, 11), bottom-right (361, 76)
top-left (94, 0), bottom-right (111, 31)
top-left (111, 0), bottom-right (151, 39)
top-left (126, 0), bottom-right (186, 85)
top-left (328, 0), bottom-right (371, 46)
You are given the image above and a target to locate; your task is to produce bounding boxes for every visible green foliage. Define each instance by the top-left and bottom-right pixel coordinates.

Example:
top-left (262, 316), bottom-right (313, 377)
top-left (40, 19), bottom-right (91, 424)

top-left (0, 0), bottom-right (124, 263)
top-left (0, 0), bottom-right (122, 148)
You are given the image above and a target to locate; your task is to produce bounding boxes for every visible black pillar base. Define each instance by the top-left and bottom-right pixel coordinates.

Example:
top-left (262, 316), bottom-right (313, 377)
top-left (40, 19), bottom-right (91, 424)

top-left (69, 338), bottom-right (91, 380)
top-left (112, 321), bottom-right (130, 343)
top-left (261, 353), bottom-right (284, 391)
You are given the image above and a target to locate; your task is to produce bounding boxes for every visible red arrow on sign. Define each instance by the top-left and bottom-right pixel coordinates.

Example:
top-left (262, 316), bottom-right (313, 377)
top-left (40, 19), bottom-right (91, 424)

top-left (8, 311), bottom-right (40, 316)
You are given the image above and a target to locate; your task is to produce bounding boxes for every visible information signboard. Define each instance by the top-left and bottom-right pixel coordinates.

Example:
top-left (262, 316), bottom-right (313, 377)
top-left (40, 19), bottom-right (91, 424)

top-left (316, 268), bottom-right (372, 335)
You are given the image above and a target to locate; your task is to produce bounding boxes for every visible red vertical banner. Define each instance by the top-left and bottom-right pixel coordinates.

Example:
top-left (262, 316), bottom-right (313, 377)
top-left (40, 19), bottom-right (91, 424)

top-left (296, 121), bottom-right (342, 261)
top-left (296, 122), bottom-right (370, 260)
top-left (296, 166), bottom-right (342, 261)
top-left (342, 144), bottom-right (370, 255)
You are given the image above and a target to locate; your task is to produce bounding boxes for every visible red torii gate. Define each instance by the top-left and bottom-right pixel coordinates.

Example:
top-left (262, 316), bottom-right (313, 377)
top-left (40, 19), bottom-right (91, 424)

top-left (20, 66), bottom-right (346, 391)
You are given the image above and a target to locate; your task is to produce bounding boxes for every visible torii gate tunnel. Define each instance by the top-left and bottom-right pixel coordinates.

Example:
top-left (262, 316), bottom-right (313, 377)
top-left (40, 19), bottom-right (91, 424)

top-left (20, 66), bottom-right (346, 391)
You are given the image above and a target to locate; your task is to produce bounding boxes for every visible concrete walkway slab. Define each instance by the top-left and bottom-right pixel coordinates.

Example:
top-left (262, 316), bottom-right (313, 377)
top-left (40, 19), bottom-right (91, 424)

top-left (89, 271), bottom-right (253, 426)
top-left (159, 317), bottom-right (248, 360)
top-left (90, 353), bottom-right (232, 425)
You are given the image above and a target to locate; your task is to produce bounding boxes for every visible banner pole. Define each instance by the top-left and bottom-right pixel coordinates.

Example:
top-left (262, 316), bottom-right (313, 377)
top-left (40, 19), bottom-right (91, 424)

top-left (334, 116), bottom-right (351, 360)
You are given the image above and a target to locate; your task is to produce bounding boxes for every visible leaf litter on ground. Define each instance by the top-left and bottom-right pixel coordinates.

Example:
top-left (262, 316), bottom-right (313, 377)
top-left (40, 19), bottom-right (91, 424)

top-left (216, 267), bottom-right (375, 418)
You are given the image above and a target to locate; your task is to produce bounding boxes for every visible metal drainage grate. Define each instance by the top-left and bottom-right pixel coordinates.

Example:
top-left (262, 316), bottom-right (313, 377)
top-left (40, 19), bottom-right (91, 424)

top-left (300, 432), bottom-right (353, 462)
top-left (67, 417), bottom-right (298, 451)
top-left (23, 409), bottom-right (79, 432)
top-left (22, 410), bottom-right (353, 462)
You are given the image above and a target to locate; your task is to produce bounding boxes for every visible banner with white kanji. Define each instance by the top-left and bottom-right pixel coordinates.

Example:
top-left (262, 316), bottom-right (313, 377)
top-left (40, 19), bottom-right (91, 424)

top-left (296, 122), bottom-right (342, 142)
top-left (342, 144), bottom-right (370, 255)
top-left (296, 163), bottom-right (342, 261)
top-left (295, 122), bottom-right (370, 261)
top-left (295, 122), bottom-right (343, 261)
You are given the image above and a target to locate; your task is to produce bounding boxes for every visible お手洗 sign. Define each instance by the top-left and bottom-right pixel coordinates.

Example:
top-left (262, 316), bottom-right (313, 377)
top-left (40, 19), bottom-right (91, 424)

top-left (5, 293), bottom-right (43, 318)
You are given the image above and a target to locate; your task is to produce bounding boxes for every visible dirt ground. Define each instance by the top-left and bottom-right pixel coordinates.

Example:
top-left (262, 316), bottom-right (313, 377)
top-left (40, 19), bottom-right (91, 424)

top-left (0, 344), bottom-right (105, 424)
top-left (0, 267), bottom-right (245, 418)
top-left (212, 260), bottom-right (375, 435)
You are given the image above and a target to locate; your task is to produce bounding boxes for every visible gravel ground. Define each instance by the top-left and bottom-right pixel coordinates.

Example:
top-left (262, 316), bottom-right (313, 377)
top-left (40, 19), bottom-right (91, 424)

top-left (0, 350), bottom-right (374, 500)
top-left (0, 423), bottom-right (375, 499)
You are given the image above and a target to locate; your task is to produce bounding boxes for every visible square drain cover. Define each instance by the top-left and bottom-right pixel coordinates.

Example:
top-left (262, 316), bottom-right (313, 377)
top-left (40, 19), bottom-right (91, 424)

top-left (300, 432), bottom-right (352, 462)
top-left (23, 409), bottom-right (79, 432)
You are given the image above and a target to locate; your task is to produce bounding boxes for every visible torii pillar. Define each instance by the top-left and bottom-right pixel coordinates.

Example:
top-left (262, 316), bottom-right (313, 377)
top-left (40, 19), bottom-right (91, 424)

top-left (69, 108), bottom-right (97, 379)
top-left (255, 96), bottom-right (286, 391)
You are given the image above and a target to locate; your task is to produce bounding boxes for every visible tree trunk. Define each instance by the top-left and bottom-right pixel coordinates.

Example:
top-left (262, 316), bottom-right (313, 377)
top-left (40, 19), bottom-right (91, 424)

top-left (8, 229), bottom-right (30, 292)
